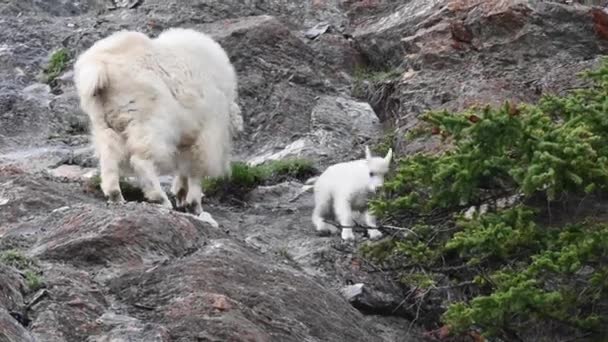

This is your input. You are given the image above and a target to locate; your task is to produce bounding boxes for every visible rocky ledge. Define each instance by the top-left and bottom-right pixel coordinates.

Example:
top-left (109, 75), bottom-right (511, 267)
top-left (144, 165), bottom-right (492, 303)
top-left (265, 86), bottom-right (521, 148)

top-left (2, 0), bottom-right (607, 341)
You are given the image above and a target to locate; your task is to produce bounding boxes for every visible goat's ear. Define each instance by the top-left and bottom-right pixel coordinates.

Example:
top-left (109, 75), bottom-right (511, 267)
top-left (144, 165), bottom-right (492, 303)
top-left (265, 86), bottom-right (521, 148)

top-left (364, 145), bottom-right (372, 161)
top-left (384, 148), bottom-right (393, 164)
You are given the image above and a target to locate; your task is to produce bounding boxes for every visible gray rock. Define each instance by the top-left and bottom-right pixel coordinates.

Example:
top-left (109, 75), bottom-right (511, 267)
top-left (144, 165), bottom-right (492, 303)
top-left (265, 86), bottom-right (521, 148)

top-left (248, 95), bottom-right (382, 167)
top-left (304, 22), bottom-right (331, 39)
top-left (247, 181), bottom-right (306, 207)
top-left (0, 265), bottom-right (26, 314)
top-left (30, 203), bottom-right (218, 273)
top-left (211, 180), bottom-right (408, 317)
top-left (107, 0), bottom-right (143, 10)
top-left (0, 167), bottom-right (419, 340)
top-left (0, 170), bottom-right (99, 231)
top-left (87, 312), bottom-right (170, 342)
top-left (306, 32), bottom-right (364, 75)
top-left (46, 164), bottom-right (97, 182)
top-left (28, 263), bottom-right (108, 342)
top-left (340, 283), bottom-right (365, 301)
top-left (0, 307), bottom-right (36, 342)
top-left (108, 237), bottom-right (385, 342)
top-left (21, 83), bottom-right (52, 108)
top-left (0, 176), bottom-right (403, 341)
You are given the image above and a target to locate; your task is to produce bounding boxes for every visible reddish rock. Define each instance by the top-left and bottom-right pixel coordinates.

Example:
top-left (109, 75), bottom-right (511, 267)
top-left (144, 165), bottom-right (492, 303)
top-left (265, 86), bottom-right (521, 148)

top-left (592, 7), bottom-right (608, 40)
top-left (450, 20), bottom-right (473, 43)
top-left (352, 0), bottom-right (607, 155)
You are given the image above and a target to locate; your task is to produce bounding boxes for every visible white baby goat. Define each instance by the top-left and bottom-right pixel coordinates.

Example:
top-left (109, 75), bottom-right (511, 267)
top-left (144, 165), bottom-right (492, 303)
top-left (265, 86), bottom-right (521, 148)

top-left (306, 146), bottom-right (393, 241)
top-left (74, 28), bottom-right (243, 215)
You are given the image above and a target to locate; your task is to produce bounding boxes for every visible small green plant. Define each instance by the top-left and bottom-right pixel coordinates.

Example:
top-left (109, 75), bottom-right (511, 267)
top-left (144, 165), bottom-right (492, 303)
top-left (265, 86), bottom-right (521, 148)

top-left (400, 272), bottom-right (436, 289)
top-left (404, 122), bottom-right (433, 142)
top-left (276, 247), bottom-right (293, 261)
top-left (0, 250), bottom-right (44, 292)
top-left (23, 269), bottom-right (43, 292)
top-left (352, 64), bottom-right (402, 100)
top-left (41, 48), bottom-right (70, 85)
top-left (372, 130), bottom-right (397, 156)
top-left (353, 64), bottom-right (402, 83)
top-left (260, 158), bottom-right (318, 182)
top-left (202, 158), bottom-right (317, 201)
top-left (1, 250), bottom-right (35, 269)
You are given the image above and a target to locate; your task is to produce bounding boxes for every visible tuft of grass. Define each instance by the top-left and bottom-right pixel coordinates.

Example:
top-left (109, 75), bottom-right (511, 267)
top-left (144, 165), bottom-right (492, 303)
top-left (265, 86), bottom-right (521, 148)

top-left (352, 64), bottom-right (402, 99)
top-left (85, 158), bottom-right (317, 204)
top-left (353, 64), bottom-right (402, 83)
top-left (260, 158), bottom-right (318, 181)
top-left (1, 250), bottom-right (34, 269)
top-left (276, 247), bottom-right (294, 261)
top-left (23, 269), bottom-right (43, 292)
top-left (202, 158), bottom-right (318, 201)
top-left (41, 48), bottom-right (70, 85)
top-left (0, 250), bottom-right (44, 292)
top-left (202, 162), bottom-right (265, 198)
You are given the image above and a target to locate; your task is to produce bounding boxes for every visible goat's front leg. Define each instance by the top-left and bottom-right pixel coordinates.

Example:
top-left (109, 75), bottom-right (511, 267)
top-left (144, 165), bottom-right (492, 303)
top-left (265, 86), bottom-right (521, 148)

top-left (129, 155), bottom-right (172, 208)
top-left (363, 210), bottom-right (383, 240)
top-left (334, 197), bottom-right (355, 241)
top-left (171, 175), bottom-right (188, 209)
top-left (184, 176), bottom-right (203, 215)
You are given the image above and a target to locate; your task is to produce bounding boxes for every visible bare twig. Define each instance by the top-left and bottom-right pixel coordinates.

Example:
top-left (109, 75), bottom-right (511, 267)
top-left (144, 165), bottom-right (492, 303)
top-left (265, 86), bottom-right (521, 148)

top-left (381, 224), bottom-right (419, 236)
top-left (407, 288), bottom-right (430, 333)
top-left (322, 219), bottom-right (418, 236)
top-left (434, 263), bottom-right (471, 273)
top-left (391, 287), bottom-right (417, 314)
top-left (433, 280), bottom-right (475, 290)
top-left (355, 254), bottom-right (384, 273)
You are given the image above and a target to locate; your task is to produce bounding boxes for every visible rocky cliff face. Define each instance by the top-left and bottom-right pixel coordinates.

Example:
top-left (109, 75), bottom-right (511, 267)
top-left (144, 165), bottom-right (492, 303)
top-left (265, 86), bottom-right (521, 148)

top-left (1, 1), bottom-right (606, 341)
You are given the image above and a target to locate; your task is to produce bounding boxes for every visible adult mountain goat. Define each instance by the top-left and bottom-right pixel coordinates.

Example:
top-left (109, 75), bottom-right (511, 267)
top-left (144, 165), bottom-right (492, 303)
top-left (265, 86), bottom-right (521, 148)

top-left (74, 28), bottom-right (243, 215)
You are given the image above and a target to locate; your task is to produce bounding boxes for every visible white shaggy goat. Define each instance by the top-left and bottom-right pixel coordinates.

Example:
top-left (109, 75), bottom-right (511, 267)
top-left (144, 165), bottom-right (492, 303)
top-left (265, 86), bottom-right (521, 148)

top-left (74, 27), bottom-right (243, 215)
top-left (306, 146), bottom-right (393, 241)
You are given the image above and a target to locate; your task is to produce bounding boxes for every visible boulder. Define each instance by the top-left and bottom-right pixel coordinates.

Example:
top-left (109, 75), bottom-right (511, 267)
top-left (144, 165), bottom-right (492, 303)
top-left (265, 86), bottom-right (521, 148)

top-left (0, 307), bottom-right (36, 342)
top-left (351, 0), bottom-right (608, 153)
top-left (109, 238), bottom-right (386, 341)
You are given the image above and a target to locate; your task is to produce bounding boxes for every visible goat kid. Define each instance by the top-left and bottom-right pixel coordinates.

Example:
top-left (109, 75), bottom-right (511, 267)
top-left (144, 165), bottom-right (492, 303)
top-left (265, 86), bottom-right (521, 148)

top-left (306, 146), bottom-right (393, 241)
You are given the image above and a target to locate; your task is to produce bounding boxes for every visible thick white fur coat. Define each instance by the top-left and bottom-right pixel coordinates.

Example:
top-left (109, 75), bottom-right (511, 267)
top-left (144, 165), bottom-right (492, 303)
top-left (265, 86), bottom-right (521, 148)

top-left (74, 28), bottom-right (243, 214)
top-left (309, 147), bottom-right (392, 241)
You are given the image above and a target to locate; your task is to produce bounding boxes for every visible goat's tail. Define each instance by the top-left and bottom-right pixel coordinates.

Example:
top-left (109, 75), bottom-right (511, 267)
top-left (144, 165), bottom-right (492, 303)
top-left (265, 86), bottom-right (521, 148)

top-left (229, 102), bottom-right (244, 135)
top-left (304, 176), bottom-right (319, 186)
top-left (73, 57), bottom-right (112, 136)
top-left (288, 177), bottom-right (318, 203)
top-left (74, 59), bottom-right (109, 101)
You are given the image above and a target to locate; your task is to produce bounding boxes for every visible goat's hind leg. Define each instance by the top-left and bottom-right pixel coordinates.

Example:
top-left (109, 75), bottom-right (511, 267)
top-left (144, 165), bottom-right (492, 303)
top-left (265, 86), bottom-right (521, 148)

top-left (94, 128), bottom-right (125, 204)
top-left (129, 154), bottom-right (172, 208)
top-left (312, 191), bottom-right (338, 236)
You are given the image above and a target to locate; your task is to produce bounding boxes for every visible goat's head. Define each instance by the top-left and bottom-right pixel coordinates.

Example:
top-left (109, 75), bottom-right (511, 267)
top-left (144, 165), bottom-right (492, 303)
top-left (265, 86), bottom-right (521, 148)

top-left (364, 145), bottom-right (393, 193)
